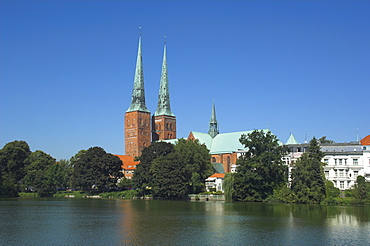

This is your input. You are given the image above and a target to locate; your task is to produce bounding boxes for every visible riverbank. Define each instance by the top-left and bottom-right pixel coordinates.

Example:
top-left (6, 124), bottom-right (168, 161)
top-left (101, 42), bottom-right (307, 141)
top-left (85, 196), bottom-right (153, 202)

top-left (14, 191), bottom-right (370, 206)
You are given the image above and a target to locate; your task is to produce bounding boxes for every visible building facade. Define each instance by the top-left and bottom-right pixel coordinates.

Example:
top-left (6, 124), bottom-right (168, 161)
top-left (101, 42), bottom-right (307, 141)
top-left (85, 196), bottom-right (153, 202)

top-left (285, 136), bottom-right (370, 191)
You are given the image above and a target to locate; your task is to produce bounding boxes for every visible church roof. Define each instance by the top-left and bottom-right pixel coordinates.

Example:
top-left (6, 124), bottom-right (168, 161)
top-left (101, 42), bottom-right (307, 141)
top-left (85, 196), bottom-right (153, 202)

top-left (286, 133), bottom-right (299, 145)
top-left (190, 129), bottom-right (270, 154)
top-left (154, 43), bottom-right (175, 117)
top-left (127, 35), bottom-right (150, 113)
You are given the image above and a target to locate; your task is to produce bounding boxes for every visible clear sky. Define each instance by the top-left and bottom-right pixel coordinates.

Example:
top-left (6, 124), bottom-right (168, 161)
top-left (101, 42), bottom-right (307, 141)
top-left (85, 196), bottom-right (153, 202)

top-left (1, 1), bottom-right (369, 160)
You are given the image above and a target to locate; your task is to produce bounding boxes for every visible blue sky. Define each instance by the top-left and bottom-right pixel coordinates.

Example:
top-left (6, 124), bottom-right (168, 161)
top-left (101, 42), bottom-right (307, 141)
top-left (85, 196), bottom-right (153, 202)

top-left (1, 1), bottom-right (369, 160)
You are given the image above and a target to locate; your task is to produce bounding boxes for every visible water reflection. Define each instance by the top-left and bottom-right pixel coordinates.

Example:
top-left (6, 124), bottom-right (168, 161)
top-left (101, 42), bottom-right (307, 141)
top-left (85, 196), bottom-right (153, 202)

top-left (0, 199), bottom-right (369, 245)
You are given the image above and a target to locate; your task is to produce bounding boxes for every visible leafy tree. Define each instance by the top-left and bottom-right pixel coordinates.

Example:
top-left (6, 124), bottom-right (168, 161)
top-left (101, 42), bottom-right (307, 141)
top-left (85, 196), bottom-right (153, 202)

top-left (132, 142), bottom-right (175, 194)
top-left (72, 147), bottom-right (123, 191)
top-left (46, 159), bottom-right (73, 189)
top-left (318, 136), bottom-right (335, 144)
top-left (291, 137), bottom-right (326, 204)
top-left (70, 149), bottom-right (87, 167)
top-left (150, 152), bottom-right (188, 198)
top-left (233, 130), bottom-right (288, 202)
top-left (0, 140), bottom-right (31, 195)
top-left (355, 175), bottom-right (368, 201)
top-left (174, 138), bottom-right (213, 193)
top-left (223, 173), bottom-right (236, 201)
top-left (22, 150), bottom-right (56, 195)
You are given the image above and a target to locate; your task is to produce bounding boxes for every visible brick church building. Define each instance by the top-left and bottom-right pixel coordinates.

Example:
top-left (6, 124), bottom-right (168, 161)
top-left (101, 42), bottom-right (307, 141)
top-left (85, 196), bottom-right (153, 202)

top-left (124, 35), bottom-right (176, 158)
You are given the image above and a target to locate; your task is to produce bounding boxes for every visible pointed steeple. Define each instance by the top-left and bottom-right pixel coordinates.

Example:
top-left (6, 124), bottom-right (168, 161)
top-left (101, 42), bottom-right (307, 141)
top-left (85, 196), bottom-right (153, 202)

top-left (286, 132), bottom-right (299, 145)
top-left (208, 101), bottom-right (219, 138)
top-left (126, 34), bottom-right (149, 113)
top-left (154, 42), bottom-right (174, 117)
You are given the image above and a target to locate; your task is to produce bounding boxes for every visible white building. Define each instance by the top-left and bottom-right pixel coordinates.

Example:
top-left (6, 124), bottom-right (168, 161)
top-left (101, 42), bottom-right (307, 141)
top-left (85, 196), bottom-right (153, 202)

top-left (285, 134), bottom-right (370, 191)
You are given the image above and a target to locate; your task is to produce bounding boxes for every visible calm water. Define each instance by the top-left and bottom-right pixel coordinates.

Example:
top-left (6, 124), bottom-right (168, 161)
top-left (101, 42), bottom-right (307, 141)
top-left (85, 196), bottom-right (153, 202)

top-left (0, 198), bottom-right (369, 245)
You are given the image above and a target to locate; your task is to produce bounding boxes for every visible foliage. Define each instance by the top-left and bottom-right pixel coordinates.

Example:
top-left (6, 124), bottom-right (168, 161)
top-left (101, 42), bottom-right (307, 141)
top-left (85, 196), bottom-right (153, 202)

top-left (18, 192), bottom-right (40, 198)
top-left (174, 138), bottom-right (213, 193)
top-left (72, 147), bottom-right (123, 191)
top-left (53, 191), bottom-right (86, 198)
top-left (132, 142), bottom-right (175, 195)
top-left (223, 173), bottom-right (236, 202)
top-left (325, 180), bottom-right (340, 198)
top-left (22, 150), bottom-right (56, 196)
top-left (318, 136), bottom-right (335, 144)
top-left (270, 186), bottom-right (297, 203)
top-left (151, 153), bottom-right (188, 198)
top-left (233, 130), bottom-right (288, 202)
top-left (0, 140), bottom-right (31, 196)
top-left (291, 137), bottom-right (326, 204)
top-left (355, 175), bottom-right (368, 202)
top-left (118, 177), bottom-right (133, 189)
top-left (100, 190), bottom-right (138, 199)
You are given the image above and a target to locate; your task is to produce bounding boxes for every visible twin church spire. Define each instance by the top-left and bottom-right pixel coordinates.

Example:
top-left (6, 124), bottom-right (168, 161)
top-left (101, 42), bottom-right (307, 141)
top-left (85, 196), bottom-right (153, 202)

top-left (127, 36), bottom-right (174, 117)
top-left (125, 34), bottom-right (176, 156)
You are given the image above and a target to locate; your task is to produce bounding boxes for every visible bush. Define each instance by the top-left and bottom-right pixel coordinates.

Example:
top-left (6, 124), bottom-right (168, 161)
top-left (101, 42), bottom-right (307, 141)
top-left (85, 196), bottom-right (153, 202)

top-left (18, 192), bottom-right (39, 198)
top-left (53, 191), bottom-right (86, 198)
top-left (100, 190), bottom-right (138, 199)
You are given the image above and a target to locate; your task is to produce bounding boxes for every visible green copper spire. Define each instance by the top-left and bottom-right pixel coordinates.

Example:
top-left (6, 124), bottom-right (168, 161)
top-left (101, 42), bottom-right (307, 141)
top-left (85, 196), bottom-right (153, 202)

top-left (127, 35), bottom-right (149, 113)
top-left (286, 132), bottom-right (299, 145)
top-left (154, 42), bottom-right (174, 117)
top-left (208, 101), bottom-right (219, 138)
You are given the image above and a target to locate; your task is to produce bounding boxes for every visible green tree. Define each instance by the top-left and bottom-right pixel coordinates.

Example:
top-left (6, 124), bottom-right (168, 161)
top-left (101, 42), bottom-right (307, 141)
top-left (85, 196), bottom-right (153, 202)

top-left (223, 173), bottom-right (236, 201)
top-left (233, 130), bottom-right (288, 202)
top-left (355, 175), bottom-right (368, 202)
top-left (46, 159), bottom-right (73, 189)
top-left (0, 140), bottom-right (31, 195)
top-left (132, 142), bottom-right (175, 195)
top-left (174, 138), bottom-right (213, 193)
top-left (22, 150), bottom-right (56, 195)
top-left (72, 147), bottom-right (123, 191)
top-left (151, 152), bottom-right (188, 198)
top-left (291, 137), bottom-right (326, 204)
top-left (318, 136), bottom-right (335, 144)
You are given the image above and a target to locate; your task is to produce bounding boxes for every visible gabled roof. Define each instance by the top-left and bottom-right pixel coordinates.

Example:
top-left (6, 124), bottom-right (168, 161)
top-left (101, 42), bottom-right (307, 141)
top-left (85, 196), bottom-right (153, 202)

top-left (286, 133), bottom-right (299, 145)
top-left (189, 129), bottom-right (270, 154)
top-left (361, 135), bottom-right (370, 145)
top-left (114, 154), bottom-right (139, 170)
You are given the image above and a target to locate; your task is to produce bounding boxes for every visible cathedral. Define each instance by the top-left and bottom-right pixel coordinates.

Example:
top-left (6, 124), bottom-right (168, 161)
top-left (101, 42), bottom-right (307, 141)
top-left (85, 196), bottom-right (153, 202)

top-left (124, 35), bottom-right (176, 157)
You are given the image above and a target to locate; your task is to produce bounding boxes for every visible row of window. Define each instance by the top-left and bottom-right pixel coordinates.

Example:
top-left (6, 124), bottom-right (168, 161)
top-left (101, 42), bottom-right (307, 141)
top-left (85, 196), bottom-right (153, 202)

top-left (126, 118), bottom-right (149, 127)
top-left (155, 123), bottom-right (175, 131)
top-left (325, 169), bottom-right (359, 178)
top-left (324, 158), bottom-right (359, 165)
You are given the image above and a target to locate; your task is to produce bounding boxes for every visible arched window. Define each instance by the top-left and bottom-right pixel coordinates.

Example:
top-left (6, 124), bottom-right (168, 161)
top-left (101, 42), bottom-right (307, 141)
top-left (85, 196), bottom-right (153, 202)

top-left (212, 157), bottom-right (216, 163)
top-left (227, 156), bottom-right (231, 165)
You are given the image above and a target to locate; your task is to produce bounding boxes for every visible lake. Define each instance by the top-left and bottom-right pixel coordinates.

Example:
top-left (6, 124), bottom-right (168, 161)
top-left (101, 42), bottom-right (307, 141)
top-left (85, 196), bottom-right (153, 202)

top-left (0, 198), bottom-right (369, 245)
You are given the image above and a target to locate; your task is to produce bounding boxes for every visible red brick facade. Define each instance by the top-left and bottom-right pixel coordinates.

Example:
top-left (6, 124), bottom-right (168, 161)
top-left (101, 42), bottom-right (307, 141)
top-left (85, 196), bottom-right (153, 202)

top-left (124, 111), bottom-right (151, 157)
top-left (210, 153), bottom-right (238, 173)
top-left (152, 115), bottom-right (176, 142)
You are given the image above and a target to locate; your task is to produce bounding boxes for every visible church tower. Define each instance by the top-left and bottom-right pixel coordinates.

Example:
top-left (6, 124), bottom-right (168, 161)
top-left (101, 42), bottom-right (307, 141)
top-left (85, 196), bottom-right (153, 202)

top-left (125, 35), bottom-right (151, 157)
top-left (208, 101), bottom-right (219, 138)
top-left (152, 42), bottom-right (176, 141)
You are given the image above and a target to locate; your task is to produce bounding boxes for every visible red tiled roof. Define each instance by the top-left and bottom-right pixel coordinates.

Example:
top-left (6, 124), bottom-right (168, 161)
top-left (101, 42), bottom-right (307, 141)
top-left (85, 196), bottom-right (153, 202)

top-left (114, 155), bottom-right (139, 170)
top-left (209, 173), bottom-right (225, 179)
top-left (361, 135), bottom-right (370, 145)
